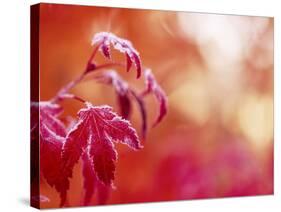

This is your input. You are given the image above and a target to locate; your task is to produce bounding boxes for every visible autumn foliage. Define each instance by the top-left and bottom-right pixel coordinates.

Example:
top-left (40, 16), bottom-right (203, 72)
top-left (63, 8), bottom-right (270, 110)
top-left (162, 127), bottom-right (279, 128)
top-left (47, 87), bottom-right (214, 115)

top-left (31, 3), bottom-right (273, 209)
top-left (31, 32), bottom-right (167, 207)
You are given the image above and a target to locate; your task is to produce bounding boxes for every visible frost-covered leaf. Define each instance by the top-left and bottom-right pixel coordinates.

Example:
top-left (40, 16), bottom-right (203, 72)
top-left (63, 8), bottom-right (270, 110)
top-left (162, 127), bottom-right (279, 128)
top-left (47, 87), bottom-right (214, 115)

top-left (92, 32), bottom-right (142, 78)
top-left (96, 71), bottom-right (131, 119)
top-left (143, 69), bottom-right (168, 126)
top-left (130, 90), bottom-right (148, 139)
top-left (96, 71), bottom-right (148, 138)
top-left (39, 102), bottom-right (66, 137)
top-left (101, 39), bottom-right (111, 59)
top-left (82, 150), bottom-right (111, 205)
top-left (38, 102), bottom-right (69, 206)
top-left (82, 150), bottom-right (97, 205)
top-left (90, 136), bottom-right (117, 186)
top-left (126, 53), bottom-right (132, 72)
top-left (117, 94), bottom-right (131, 120)
top-left (62, 102), bottom-right (141, 188)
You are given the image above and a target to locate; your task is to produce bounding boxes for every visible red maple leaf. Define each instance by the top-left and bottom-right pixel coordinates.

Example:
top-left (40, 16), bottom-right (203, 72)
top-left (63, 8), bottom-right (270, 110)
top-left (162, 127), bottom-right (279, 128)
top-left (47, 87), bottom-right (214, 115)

top-left (95, 71), bottom-right (148, 138)
top-left (38, 102), bottom-right (69, 206)
top-left (62, 102), bottom-right (142, 194)
top-left (81, 150), bottom-right (110, 205)
top-left (95, 71), bottom-right (131, 119)
top-left (143, 69), bottom-right (168, 126)
top-left (39, 102), bottom-right (66, 137)
top-left (92, 32), bottom-right (142, 78)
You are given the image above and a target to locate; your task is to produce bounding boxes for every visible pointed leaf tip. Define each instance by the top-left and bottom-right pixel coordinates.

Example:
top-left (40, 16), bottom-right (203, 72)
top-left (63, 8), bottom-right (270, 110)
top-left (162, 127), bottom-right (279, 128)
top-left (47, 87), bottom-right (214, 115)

top-left (143, 69), bottom-right (168, 126)
top-left (92, 32), bottom-right (142, 78)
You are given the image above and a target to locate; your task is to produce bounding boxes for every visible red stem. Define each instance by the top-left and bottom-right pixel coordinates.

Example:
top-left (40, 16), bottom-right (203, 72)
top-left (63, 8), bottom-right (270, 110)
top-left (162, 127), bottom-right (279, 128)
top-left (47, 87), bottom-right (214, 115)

top-left (55, 93), bottom-right (86, 104)
top-left (51, 43), bottom-right (125, 103)
top-left (94, 62), bottom-right (125, 71)
top-left (51, 73), bottom-right (86, 103)
top-left (88, 42), bottom-right (102, 64)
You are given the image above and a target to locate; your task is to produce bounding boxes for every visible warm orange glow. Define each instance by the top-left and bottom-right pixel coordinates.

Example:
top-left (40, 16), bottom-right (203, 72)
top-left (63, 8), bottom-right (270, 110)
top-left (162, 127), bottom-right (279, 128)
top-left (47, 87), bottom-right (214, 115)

top-left (38, 3), bottom-right (273, 208)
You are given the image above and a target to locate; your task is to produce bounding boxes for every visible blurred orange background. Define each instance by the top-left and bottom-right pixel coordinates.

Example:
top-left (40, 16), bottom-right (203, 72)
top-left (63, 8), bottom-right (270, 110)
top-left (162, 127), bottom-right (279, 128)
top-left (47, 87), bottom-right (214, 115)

top-left (38, 3), bottom-right (273, 208)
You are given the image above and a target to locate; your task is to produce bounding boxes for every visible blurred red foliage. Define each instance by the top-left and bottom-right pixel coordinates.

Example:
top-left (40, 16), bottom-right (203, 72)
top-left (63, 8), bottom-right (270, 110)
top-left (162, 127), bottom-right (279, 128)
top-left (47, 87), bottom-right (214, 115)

top-left (37, 3), bottom-right (273, 208)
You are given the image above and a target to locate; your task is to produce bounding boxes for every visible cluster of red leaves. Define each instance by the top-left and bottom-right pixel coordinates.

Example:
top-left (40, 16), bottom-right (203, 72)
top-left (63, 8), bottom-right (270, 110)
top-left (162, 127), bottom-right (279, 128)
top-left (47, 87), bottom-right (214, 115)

top-left (31, 32), bottom-right (168, 207)
top-left (92, 32), bottom-right (141, 78)
top-left (95, 69), bottom-right (167, 138)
